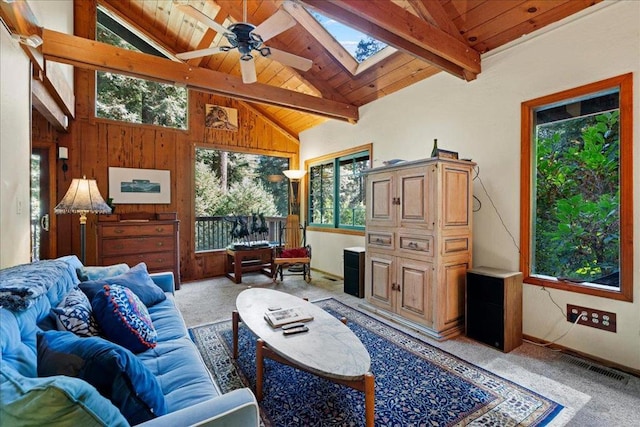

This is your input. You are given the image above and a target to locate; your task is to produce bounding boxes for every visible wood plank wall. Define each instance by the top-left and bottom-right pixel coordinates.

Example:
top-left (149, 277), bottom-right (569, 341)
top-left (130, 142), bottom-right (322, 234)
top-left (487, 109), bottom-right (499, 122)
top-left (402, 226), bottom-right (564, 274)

top-left (43, 0), bottom-right (299, 282)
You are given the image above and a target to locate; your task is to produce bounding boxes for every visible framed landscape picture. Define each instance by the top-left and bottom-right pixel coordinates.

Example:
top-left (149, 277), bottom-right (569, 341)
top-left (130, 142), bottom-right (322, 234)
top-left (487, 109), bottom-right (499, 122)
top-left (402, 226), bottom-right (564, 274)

top-left (108, 167), bottom-right (171, 204)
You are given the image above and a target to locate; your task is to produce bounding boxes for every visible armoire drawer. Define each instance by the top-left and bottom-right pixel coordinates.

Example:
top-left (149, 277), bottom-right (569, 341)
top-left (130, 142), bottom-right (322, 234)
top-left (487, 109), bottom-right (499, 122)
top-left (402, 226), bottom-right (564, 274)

top-left (399, 235), bottom-right (434, 257)
top-left (101, 236), bottom-right (176, 256)
top-left (366, 231), bottom-right (394, 249)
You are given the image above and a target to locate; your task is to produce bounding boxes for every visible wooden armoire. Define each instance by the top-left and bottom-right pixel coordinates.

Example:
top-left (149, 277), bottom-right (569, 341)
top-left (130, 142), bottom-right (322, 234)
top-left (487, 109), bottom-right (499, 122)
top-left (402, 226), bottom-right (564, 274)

top-left (363, 158), bottom-right (475, 340)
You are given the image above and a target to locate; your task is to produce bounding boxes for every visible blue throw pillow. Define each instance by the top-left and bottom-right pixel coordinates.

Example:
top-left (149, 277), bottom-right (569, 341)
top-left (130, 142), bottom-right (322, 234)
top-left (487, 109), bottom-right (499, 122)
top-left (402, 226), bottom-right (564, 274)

top-left (51, 288), bottom-right (101, 337)
top-left (80, 263), bottom-right (165, 308)
top-left (76, 263), bottom-right (130, 282)
top-left (37, 330), bottom-right (166, 425)
top-left (92, 284), bottom-right (157, 354)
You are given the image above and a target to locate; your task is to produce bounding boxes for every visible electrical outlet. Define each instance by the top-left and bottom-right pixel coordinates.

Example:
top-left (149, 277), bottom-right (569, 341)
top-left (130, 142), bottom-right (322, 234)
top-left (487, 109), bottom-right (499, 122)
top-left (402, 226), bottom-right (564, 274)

top-left (567, 304), bottom-right (616, 332)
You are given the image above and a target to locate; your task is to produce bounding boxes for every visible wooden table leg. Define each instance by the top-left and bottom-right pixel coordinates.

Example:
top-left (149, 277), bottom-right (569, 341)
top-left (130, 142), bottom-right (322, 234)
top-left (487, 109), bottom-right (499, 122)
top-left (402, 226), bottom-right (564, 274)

top-left (232, 310), bottom-right (240, 359)
top-left (256, 339), bottom-right (265, 401)
top-left (234, 253), bottom-right (243, 283)
top-left (364, 372), bottom-right (375, 427)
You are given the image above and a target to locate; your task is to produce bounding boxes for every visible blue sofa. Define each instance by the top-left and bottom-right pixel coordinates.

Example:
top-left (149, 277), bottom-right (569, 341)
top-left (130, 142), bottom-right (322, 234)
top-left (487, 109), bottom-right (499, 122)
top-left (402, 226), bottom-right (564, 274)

top-left (0, 255), bottom-right (259, 426)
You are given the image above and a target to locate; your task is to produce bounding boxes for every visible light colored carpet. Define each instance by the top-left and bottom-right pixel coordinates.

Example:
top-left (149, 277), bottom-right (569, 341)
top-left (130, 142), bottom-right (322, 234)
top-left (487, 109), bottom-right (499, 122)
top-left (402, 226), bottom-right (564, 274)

top-left (175, 271), bottom-right (640, 427)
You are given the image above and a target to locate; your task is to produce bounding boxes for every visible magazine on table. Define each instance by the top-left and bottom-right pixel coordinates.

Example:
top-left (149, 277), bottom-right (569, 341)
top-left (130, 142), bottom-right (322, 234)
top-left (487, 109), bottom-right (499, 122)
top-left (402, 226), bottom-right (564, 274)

top-left (264, 306), bottom-right (313, 328)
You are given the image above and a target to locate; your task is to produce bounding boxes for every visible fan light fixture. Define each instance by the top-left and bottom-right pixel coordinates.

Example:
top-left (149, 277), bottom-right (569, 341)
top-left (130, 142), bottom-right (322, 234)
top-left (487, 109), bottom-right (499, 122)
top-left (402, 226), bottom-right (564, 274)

top-left (175, 2), bottom-right (312, 84)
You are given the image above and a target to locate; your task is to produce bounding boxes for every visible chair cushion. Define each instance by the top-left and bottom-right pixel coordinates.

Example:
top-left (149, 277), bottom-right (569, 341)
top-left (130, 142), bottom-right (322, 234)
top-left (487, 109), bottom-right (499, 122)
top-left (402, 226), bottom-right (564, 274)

top-left (279, 247), bottom-right (309, 258)
top-left (51, 288), bottom-right (100, 337)
top-left (80, 263), bottom-right (166, 308)
top-left (76, 263), bottom-right (130, 282)
top-left (37, 330), bottom-right (167, 425)
top-left (92, 284), bottom-right (157, 354)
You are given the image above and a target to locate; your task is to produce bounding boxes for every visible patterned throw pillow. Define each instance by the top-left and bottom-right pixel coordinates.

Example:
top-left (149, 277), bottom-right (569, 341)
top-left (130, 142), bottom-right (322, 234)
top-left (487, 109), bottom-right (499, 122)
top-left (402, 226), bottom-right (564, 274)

top-left (91, 284), bottom-right (157, 354)
top-left (51, 288), bottom-right (100, 337)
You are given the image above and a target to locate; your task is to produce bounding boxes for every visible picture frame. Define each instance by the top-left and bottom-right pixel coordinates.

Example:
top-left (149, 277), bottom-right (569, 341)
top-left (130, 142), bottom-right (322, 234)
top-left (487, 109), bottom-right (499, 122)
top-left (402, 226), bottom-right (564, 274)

top-left (108, 167), bottom-right (171, 204)
top-left (205, 104), bottom-right (238, 131)
top-left (434, 149), bottom-right (459, 160)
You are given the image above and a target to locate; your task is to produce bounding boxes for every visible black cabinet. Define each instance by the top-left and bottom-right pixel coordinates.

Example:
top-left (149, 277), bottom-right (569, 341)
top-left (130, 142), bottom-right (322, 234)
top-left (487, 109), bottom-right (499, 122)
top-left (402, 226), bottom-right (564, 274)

top-left (466, 267), bottom-right (523, 352)
top-left (344, 247), bottom-right (365, 298)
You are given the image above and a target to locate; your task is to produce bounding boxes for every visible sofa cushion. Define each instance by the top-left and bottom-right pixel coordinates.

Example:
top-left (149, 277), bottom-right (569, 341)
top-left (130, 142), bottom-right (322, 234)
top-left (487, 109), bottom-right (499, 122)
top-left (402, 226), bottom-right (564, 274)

top-left (80, 263), bottom-right (166, 308)
top-left (1, 364), bottom-right (128, 427)
top-left (76, 263), bottom-right (130, 282)
top-left (51, 288), bottom-right (100, 337)
top-left (92, 284), bottom-right (157, 353)
top-left (37, 330), bottom-right (167, 425)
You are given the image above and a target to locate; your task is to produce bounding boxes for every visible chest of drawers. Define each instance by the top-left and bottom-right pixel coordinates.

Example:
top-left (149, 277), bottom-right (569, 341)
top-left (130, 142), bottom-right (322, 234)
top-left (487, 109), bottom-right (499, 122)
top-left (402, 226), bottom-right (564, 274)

top-left (97, 213), bottom-right (180, 288)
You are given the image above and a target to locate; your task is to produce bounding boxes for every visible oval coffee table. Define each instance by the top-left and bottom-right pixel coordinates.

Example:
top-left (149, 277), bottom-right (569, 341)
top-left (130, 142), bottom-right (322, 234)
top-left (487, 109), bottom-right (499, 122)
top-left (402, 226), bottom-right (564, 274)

top-left (233, 288), bottom-right (374, 426)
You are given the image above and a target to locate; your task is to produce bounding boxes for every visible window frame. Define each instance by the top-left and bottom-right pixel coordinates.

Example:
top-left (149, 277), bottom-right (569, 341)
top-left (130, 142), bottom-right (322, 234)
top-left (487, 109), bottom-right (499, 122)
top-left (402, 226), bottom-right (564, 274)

top-left (520, 73), bottom-right (633, 302)
top-left (305, 144), bottom-right (372, 234)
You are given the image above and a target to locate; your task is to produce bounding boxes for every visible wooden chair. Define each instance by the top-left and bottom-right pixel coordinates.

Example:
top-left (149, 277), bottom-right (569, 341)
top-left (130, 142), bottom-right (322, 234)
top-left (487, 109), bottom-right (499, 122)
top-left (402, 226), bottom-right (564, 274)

top-left (273, 217), bottom-right (311, 283)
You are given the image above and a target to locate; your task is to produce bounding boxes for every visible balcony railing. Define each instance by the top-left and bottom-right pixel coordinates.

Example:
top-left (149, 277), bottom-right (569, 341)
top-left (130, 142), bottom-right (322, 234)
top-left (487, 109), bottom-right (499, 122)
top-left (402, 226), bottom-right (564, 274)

top-left (195, 215), bottom-right (286, 252)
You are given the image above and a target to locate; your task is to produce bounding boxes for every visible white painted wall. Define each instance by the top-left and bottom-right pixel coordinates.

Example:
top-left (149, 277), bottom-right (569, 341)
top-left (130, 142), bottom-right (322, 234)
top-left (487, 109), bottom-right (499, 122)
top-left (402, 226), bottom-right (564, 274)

top-left (0, 25), bottom-right (32, 268)
top-left (0, 1), bottom-right (74, 268)
top-left (300, 1), bottom-right (640, 370)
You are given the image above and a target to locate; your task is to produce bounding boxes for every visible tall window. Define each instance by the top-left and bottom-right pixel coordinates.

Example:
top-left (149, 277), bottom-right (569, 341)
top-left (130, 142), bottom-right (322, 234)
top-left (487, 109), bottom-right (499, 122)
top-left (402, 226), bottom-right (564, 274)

top-left (194, 148), bottom-right (289, 251)
top-left (96, 6), bottom-right (187, 129)
top-left (520, 74), bottom-right (633, 301)
top-left (308, 146), bottom-right (370, 231)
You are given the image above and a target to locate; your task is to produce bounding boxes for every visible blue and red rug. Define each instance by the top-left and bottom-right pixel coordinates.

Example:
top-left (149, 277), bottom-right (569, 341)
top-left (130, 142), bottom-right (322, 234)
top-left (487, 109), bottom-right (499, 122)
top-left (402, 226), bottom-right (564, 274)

top-left (189, 298), bottom-right (562, 426)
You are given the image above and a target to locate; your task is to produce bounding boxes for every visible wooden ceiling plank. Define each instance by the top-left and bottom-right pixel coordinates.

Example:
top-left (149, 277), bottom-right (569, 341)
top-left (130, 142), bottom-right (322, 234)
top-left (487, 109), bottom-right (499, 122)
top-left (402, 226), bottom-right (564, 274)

top-left (301, 0), bottom-right (477, 80)
top-left (186, 8), bottom-right (227, 67)
top-left (462, 0), bottom-right (570, 50)
top-left (41, 29), bottom-right (358, 122)
top-left (451, 0), bottom-right (527, 35)
top-left (245, 102), bottom-right (301, 140)
top-left (442, 0), bottom-right (486, 21)
top-left (473, 0), bottom-right (601, 54)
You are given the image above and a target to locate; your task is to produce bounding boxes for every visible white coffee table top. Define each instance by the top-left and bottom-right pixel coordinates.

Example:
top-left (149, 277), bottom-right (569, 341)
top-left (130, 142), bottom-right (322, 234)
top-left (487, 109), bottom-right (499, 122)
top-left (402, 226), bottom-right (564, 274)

top-left (236, 288), bottom-right (371, 381)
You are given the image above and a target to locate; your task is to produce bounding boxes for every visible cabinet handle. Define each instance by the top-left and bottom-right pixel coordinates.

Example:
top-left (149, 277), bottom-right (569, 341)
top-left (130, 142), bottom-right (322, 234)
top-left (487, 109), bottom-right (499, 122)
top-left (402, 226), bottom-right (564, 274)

top-left (156, 227), bottom-right (164, 232)
top-left (376, 238), bottom-right (383, 243)
top-left (114, 229), bottom-right (124, 234)
top-left (156, 242), bottom-right (164, 247)
top-left (396, 284), bottom-right (401, 292)
top-left (391, 283), bottom-right (397, 291)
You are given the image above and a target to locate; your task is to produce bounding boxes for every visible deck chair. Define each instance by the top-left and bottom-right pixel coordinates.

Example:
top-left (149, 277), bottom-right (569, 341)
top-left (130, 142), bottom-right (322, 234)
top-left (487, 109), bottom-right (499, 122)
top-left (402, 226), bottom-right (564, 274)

top-left (273, 217), bottom-right (311, 283)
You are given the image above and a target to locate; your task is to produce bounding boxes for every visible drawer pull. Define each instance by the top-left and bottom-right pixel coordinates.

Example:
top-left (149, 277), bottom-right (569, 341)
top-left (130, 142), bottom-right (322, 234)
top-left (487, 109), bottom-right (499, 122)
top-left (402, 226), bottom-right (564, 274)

top-left (156, 227), bottom-right (164, 233)
top-left (156, 242), bottom-right (164, 247)
top-left (114, 229), bottom-right (124, 234)
top-left (114, 244), bottom-right (124, 250)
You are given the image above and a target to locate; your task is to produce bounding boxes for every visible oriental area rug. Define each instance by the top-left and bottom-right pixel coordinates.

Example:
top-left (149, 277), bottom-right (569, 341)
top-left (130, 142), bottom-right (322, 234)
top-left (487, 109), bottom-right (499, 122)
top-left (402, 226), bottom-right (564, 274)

top-left (189, 298), bottom-right (562, 426)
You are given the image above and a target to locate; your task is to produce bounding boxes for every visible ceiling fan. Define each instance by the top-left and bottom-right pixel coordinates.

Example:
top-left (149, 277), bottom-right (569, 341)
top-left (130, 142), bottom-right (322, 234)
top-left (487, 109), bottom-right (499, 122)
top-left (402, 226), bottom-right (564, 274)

top-left (175, 1), bottom-right (313, 84)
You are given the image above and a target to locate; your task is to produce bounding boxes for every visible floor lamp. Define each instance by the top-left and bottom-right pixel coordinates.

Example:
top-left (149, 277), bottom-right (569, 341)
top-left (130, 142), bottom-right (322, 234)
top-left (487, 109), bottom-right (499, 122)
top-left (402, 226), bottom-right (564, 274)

top-left (55, 176), bottom-right (112, 264)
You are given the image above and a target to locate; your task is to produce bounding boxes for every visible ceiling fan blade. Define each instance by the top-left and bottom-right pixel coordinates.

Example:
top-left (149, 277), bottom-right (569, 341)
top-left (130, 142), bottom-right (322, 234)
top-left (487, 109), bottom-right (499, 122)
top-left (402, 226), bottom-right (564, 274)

top-left (253, 9), bottom-right (296, 42)
top-left (240, 57), bottom-right (257, 84)
top-left (267, 48), bottom-right (313, 71)
top-left (175, 3), bottom-right (229, 35)
top-left (176, 46), bottom-right (225, 60)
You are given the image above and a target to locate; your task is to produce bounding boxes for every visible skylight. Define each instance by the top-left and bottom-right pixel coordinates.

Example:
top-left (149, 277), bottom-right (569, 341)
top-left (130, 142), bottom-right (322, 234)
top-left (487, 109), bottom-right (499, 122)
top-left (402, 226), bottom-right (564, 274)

top-left (308, 10), bottom-right (387, 63)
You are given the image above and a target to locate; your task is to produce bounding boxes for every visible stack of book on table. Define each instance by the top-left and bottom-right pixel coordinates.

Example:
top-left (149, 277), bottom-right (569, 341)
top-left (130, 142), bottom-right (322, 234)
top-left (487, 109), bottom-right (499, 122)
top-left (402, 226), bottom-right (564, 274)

top-left (264, 307), bottom-right (313, 328)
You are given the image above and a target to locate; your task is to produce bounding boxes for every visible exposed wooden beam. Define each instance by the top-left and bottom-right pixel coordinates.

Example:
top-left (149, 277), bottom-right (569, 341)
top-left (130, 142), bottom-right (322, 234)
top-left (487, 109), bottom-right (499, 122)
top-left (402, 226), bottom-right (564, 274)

top-left (1, 0), bottom-right (75, 117)
top-left (32, 78), bottom-right (68, 131)
top-left (41, 29), bottom-right (359, 123)
top-left (407, 0), bottom-right (466, 43)
top-left (406, 0), bottom-right (475, 80)
top-left (301, 0), bottom-right (480, 80)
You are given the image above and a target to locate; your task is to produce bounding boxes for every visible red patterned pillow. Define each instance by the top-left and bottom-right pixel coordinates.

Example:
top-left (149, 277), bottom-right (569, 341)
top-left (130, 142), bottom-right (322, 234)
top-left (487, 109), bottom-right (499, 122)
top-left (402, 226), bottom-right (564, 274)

top-left (280, 247), bottom-right (308, 258)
